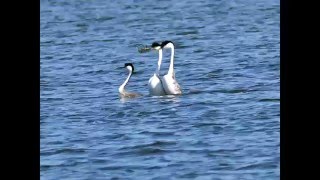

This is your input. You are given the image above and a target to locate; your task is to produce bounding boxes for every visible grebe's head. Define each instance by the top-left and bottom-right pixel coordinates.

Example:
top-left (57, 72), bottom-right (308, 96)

top-left (151, 42), bottom-right (162, 50)
top-left (161, 40), bottom-right (175, 49)
top-left (124, 63), bottom-right (134, 72)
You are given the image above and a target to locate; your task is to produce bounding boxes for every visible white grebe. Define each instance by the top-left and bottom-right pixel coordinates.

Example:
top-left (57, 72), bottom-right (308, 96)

top-left (160, 41), bottom-right (182, 95)
top-left (119, 63), bottom-right (141, 98)
top-left (147, 42), bottom-right (166, 96)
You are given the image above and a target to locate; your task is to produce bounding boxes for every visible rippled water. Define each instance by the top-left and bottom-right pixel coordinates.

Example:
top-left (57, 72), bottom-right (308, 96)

top-left (40, 0), bottom-right (280, 179)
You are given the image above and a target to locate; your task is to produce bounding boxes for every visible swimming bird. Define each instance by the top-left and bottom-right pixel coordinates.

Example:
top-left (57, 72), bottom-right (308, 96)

top-left (160, 41), bottom-right (182, 95)
top-left (147, 42), bottom-right (167, 96)
top-left (119, 63), bottom-right (141, 98)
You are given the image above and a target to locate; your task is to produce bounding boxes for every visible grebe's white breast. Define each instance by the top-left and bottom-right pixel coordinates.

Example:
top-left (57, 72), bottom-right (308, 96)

top-left (162, 73), bottom-right (182, 95)
top-left (148, 74), bottom-right (166, 96)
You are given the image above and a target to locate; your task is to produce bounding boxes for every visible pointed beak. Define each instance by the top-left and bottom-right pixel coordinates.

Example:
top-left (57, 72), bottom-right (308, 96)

top-left (153, 46), bottom-right (161, 51)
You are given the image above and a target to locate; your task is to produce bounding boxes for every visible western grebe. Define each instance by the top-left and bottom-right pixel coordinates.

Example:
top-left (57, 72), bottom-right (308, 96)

top-left (147, 42), bottom-right (166, 96)
top-left (160, 41), bottom-right (182, 95)
top-left (119, 63), bottom-right (141, 98)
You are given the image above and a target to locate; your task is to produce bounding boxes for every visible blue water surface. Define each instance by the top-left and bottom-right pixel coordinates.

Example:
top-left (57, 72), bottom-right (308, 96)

top-left (41, 0), bottom-right (280, 179)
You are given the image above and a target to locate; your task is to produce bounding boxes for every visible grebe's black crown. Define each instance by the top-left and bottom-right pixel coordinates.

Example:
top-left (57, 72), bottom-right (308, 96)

top-left (161, 40), bottom-right (174, 48)
top-left (151, 42), bottom-right (161, 48)
top-left (124, 63), bottom-right (134, 72)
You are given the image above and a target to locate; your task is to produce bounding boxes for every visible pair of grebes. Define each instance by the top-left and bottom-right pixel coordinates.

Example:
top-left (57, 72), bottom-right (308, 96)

top-left (119, 41), bottom-right (181, 98)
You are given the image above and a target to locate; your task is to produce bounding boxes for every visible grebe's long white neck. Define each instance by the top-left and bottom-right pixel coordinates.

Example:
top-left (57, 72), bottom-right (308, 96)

top-left (166, 43), bottom-right (175, 77)
top-left (119, 66), bottom-right (133, 94)
top-left (156, 49), bottom-right (163, 75)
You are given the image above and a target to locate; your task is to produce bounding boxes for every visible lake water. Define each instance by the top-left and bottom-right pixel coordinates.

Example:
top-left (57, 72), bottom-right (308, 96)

top-left (40, 0), bottom-right (280, 179)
